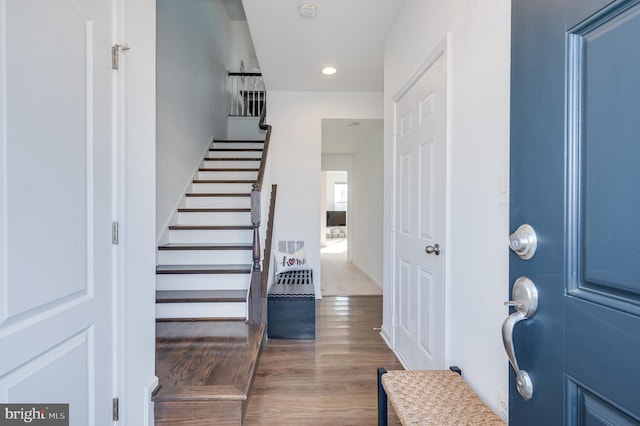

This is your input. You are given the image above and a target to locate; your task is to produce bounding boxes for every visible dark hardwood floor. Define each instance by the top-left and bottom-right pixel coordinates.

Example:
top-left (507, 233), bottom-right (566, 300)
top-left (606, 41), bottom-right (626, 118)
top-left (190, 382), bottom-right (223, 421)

top-left (244, 296), bottom-right (403, 425)
top-left (154, 296), bottom-right (402, 425)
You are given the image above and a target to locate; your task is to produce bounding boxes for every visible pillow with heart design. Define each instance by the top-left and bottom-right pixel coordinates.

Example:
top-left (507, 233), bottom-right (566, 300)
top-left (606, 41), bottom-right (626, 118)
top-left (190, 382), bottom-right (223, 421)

top-left (273, 247), bottom-right (307, 274)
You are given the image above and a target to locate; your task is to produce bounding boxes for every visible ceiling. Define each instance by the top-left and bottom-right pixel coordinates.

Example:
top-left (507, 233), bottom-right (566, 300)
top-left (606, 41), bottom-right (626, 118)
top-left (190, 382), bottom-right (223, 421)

top-left (321, 119), bottom-right (383, 154)
top-left (242, 0), bottom-right (404, 92)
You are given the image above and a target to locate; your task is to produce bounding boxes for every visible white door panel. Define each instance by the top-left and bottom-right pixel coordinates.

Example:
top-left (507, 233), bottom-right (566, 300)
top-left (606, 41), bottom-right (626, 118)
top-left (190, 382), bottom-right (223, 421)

top-left (398, 152), bottom-right (412, 236)
top-left (417, 266), bottom-right (435, 362)
top-left (0, 0), bottom-right (114, 424)
top-left (394, 51), bottom-right (446, 371)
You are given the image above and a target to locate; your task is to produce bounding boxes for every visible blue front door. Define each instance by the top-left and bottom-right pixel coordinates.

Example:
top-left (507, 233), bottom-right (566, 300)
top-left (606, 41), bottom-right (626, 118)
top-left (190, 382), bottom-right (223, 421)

top-left (510, 0), bottom-right (640, 424)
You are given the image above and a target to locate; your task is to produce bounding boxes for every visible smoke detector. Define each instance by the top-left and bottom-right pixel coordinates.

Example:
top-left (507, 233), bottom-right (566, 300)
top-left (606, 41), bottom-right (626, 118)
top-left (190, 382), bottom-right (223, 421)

top-left (298, 1), bottom-right (318, 18)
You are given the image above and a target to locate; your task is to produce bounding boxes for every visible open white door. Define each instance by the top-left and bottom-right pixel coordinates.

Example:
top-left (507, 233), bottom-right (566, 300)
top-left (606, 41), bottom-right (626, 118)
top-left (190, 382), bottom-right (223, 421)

top-left (393, 48), bottom-right (446, 370)
top-left (0, 0), bottom-right (115, 424)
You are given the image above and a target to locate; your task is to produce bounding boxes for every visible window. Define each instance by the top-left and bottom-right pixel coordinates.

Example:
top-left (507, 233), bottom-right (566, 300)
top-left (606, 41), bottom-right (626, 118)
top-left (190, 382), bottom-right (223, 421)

top-left (334, 183), bottom-right (348, 211)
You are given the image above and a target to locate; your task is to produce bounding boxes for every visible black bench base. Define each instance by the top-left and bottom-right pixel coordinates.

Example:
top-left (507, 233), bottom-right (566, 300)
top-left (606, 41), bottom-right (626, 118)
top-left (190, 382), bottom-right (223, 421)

top-left (267, 270), bottom-right (315, 339)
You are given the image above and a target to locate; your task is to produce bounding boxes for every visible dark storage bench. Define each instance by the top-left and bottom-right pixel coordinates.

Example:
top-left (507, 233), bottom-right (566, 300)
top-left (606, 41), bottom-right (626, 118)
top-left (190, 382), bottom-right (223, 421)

top-left (267, 270), bottom-right (315, 339)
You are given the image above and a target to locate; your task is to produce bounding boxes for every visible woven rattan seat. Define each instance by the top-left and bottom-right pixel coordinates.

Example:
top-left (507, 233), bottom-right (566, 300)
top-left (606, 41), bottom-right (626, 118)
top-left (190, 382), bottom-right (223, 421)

top-left (381, 370), bottom-right (505, 426)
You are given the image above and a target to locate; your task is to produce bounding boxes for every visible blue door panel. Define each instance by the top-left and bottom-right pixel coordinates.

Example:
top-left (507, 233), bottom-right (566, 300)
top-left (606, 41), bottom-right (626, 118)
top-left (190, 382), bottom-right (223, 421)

top-left (566, 0), bottom-right (615, 24)
top-left (510, 0), bottom-right (640, 424)
top-left (570, 384), bottom-right (639, 426)
top-left (565, 297), bottom-right (640, 420)
top-left (580, 5), bottom-right (640, 293)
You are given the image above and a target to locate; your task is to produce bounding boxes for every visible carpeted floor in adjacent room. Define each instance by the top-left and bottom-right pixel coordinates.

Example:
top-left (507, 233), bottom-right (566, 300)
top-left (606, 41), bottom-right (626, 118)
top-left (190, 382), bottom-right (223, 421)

top-left (321, 238), bottom-right (382, 297)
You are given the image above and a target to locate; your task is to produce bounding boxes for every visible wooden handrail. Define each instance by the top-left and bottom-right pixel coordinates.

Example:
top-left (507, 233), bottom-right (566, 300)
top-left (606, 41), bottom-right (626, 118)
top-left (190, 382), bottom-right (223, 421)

top-left (248, 105), bottom-right (272, 325)
top-left (261, 185), bottom-right (277, 323)
top-left (255, 105), bottom-right (271, 191)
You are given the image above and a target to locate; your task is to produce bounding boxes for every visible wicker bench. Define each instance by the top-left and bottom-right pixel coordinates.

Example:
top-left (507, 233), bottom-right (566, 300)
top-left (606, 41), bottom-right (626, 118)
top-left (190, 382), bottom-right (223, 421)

top-left (377, 367), bottom-right (505, 426)
top-left (267, 270), bottom-right (315, 339)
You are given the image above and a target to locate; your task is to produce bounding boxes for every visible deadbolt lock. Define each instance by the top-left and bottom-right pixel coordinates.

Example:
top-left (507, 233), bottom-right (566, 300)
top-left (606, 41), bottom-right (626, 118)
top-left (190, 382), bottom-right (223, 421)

top-left (509, 224), bottom-right (537, 260)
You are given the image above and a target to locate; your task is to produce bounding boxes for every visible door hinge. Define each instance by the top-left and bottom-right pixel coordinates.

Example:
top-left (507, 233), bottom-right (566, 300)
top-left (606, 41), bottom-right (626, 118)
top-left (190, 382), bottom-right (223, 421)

top-left (112, 222), bottom-right (119, 245)
top-left (112, 43), bottom-right (130, 70)
top-left (112, 397), bottom-right (119, 421)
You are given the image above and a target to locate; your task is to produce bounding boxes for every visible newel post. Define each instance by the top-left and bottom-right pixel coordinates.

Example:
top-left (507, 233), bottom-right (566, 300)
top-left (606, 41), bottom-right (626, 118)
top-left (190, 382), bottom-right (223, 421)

top-left (248, 184), bottom-right (262, 324)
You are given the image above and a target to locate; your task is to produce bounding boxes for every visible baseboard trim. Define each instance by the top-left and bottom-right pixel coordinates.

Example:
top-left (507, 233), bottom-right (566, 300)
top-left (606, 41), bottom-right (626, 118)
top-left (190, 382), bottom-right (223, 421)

top-left (144, 375), bottom-right (160, 426)
top-left (350, 260), bottom-right (382, 289)
top-left (380, 326), bottom-right (392, 348)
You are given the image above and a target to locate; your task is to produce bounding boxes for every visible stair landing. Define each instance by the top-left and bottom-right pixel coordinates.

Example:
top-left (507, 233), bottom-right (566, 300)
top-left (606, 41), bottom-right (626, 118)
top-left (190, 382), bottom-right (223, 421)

top-left (154, 320), bottom-right (266, 425)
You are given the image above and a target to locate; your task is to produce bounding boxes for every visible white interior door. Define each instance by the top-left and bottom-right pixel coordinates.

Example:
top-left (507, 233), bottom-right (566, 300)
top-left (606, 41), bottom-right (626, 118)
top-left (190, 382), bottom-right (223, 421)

top-left (393, 52), bottom-right (446, 370)
top-left (0, 0), bottom-right (115, 424)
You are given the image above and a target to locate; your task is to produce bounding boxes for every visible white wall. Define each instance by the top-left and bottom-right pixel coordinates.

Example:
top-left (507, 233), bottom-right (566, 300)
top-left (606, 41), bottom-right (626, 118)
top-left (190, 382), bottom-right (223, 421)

top-left (229, 20), bottom-right (260, 71)
top-left (228, 116), bottom-right (267, 140)
top-left (266, 92), bottom-right (383, 298)
top-left (351, 127), bottom-right (383, 286)
top-left (383, 0), bottom-right (511, 417)
top-left (156, 0), bottom-right (232, 237)
top-left (320, 171), bottom-right (327, 247)
top-left (321, 154), bottom-right (353, 171)
top-left (124, 0), bottom-right (157, 423)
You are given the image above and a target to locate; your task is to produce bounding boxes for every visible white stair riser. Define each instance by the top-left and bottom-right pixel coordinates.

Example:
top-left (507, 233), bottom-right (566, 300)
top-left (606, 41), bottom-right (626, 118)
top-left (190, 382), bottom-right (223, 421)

top-left (202, 160), bottom-right (259, 169)
top-left (157, 249), bottom-right (252, 265)
top-left (169, 229), bottom-right (252, 243)
top-left (185, 196), bottom-right (251, 208)
top-left (177, 211), bottom-right (251, 225)
top-left (156, 302), bottom-right (246, 319)
top-left (207, 151), bottom-right (262, 159)
top-left (156, 273), bottom-right (250, 291)
top-left (198, 170), bottom-right (258, 180)
top-left (213, 142), bottom-right (264, 150)
top-left (191, 183), bottom-right (254, 193)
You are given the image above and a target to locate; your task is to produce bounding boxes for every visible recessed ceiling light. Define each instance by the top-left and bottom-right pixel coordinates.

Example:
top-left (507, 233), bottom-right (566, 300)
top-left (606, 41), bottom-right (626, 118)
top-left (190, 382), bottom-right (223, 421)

top-left (322, 66), bottom-right (337, 76)
top-left (298, 1), bottom-right (317, 18)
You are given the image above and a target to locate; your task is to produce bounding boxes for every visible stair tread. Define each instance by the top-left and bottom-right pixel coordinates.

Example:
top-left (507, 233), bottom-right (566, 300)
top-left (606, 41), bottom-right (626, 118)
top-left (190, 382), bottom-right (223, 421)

top-left (158, 243), bottom-right (252, 250)
top-left (177, 207), bottom-right (250, 212)
top-left (209, 148), bottom-right (263, 152)
top-left (156, 289), bottom-right (247, 303)
top-left (168, 225), bottom-right (253, 230)
top-left (213, 139), bottom-right (264, 143)
top-left (154, 385), bottom-right (245, 402)
top-left (193, 179), bottom-right (256, 184)
top-left (156, 264), bottom-right (252, 274)
top-left (185, 192), bottom-right (250, 197)
top-left (203, 158), bottom-right (260, 161)
top-left (199, 168), bottom-right (259, 172)
top-left (154, 322), bottom-right (266, 405)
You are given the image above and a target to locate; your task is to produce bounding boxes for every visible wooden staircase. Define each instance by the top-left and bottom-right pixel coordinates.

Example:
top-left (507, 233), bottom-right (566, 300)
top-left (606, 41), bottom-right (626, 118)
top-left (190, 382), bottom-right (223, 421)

top-left (154, 320), bottom-right (266, 425)
top-left (154, 137), bottom-right (273, 425)
top-left (155, 140), bottom-right (265, 320)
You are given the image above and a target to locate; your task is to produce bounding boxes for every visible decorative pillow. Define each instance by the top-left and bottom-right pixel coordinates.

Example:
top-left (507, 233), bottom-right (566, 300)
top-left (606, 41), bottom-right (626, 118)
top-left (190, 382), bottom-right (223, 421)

top-left (273, 247), bottom-right (307, 274)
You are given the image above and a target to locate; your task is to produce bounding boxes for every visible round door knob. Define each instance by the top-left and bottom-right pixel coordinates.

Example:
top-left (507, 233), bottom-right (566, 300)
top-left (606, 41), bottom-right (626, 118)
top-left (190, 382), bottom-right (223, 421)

top-left (425, 243), bottom-right (440, 255)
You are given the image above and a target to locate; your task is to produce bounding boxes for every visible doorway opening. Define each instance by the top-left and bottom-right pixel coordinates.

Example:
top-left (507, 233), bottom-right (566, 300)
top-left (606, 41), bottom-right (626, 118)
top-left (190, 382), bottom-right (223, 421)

top-left (324, 170), bottom-right (348, 242)
top-left (320, 118), bottom-right (384, 296)
top-left (321, 171), bottom-right (350, 294)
